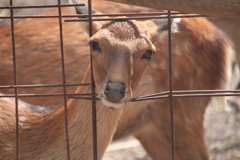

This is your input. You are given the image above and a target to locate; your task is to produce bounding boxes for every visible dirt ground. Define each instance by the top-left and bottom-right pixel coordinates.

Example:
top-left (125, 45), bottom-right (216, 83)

top-left (204, 101), bottom-right (240, 160)
top-left (0, 1), bottom-right (240, 160)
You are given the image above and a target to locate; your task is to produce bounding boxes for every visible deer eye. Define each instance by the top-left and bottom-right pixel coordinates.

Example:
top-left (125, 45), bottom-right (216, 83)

top-left (141, 50), bottom-right (154, 60)
top-left (90, 41), bottom-right (101, 52)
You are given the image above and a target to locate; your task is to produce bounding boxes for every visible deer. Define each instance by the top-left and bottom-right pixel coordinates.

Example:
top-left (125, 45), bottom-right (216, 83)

top-left (112, 17), bottom-right (237, 160)
top-left (0, 0), bottom-right (237, 160)
top-left (0, 0), bottom-right (172, 159)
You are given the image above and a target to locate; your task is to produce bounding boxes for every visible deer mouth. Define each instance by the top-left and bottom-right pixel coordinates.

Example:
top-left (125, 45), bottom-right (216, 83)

top-left (100, 97), bottom-right (125, 109)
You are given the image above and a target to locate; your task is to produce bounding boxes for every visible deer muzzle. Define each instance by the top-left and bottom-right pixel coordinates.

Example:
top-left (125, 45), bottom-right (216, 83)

top-left (104, 81), bottom-right (126, 103)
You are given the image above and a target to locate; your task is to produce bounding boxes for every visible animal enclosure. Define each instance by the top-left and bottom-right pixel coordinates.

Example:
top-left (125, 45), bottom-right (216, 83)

top-left (0, 0), bottom-right (239, 160)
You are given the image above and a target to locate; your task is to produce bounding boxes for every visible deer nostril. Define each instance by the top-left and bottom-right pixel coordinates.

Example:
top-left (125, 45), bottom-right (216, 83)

top-left (104, 81), bottom-right (126, 103)
top-left (120, 84), bottom-right (126, 94)
top-left (120, 90), bottom-right (125, 95)
top-left (105, 85), bottom-right (111, 92)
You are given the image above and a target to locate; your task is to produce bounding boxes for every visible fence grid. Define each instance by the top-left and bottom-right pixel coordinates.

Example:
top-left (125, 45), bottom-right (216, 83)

top-left (0, 1), bottom-right (239, 160)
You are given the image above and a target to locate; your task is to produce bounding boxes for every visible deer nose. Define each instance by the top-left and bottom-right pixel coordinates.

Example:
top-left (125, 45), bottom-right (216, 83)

top-left (104, 81), bottom-right (126, 103)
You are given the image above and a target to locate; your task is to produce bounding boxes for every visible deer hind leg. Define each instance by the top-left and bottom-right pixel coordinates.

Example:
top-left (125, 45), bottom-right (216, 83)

top-left (135, 122), bottom-right (209, 160)
top-left (134, 124), bottom-right (173, 160)
top-left (135, 101), bottom-right (210, 160)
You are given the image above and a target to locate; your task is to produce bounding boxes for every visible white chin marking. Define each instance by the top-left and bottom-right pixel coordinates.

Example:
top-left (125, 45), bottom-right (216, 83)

top-left (101, 98), bottom-right (124, 109)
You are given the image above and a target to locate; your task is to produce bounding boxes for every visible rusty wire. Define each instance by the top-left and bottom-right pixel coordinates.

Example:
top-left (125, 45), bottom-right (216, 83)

top-left (167, 10), bottom-right (175, 160)
top-left (0, 1), bottom-right (239, 160)
top-left (0, 3), bottom-right (84, 9)
top-left (8, 0), bottom-right (19, 158)
top-left (0, 12), bottom-right (208, 20)
top-left (86, 0), bottom-right (98, 159)
top-left (56, 0), bottom-right (71, 158)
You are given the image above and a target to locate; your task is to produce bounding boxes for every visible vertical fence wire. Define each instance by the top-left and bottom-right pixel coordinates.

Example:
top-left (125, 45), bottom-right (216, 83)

top-left (87, 0), bottom-right (98, 159)
top-left (167, 10), bottom-right (176, 160)
top-left (57, 0), bottom-right (71, 159)
top-left (9, 0), bottom-right (20, 159)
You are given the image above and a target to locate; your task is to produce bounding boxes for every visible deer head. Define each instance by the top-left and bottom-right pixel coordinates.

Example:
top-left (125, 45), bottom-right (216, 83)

top-left (72, 0), bottom-right (179, 109)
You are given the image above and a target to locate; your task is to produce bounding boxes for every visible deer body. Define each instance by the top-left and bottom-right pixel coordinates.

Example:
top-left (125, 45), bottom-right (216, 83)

top-left (0, 1), bottom-right (235, 160)
top-left (113, 17), bottom-right (234, 160)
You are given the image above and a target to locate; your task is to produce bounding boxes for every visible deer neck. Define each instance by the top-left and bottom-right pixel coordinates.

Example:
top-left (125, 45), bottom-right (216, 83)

top-left (64, 65), bottom-right (123, 159)
top-left (10, 65), bottom-right (122, 160)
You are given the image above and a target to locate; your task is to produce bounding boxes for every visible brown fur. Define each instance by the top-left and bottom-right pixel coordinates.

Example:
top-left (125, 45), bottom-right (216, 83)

top-left (114, 17), bottom-right (233, 160)
top-left (0, 66), bottom-right (124, 159)
top-left (0, 2), bottom-right (234, 160)
top-left (0, 5), bottom-right (159, 160)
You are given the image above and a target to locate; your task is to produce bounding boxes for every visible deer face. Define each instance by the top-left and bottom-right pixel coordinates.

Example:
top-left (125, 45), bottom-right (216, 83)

top-left (73, 0), bottom-right (177, 109)
top-left (90, 21), bottom-right (157, 109)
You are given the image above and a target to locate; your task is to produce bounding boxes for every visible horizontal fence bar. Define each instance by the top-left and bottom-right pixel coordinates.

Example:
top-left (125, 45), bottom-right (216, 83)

top-left (132, 89), bottom-right (240, 100)
top-left (0, 89), bottom-right (239, 99)
top-left (0, 12), bottom-right (207, 20)
top-left (0, 83), bottom-right (89, 89)
top-left (65, 14), bottom-right (207, 22)
top-left (0, 4), bottom-right (84, 9)
top-left (131, 92), bottom-right (240, 102)
top-left (0, 12), bottom-right (173, 19)
top-left (0, 93), bottom-right (95, 98)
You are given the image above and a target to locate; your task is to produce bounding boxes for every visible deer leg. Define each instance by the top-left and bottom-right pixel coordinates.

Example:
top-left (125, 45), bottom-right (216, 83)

top-left (135, 100), bottom-right (210, 160)
top-left (134, 124), bottom-right (173, 160)
top-left (135, 122), bottom-right (209, 160)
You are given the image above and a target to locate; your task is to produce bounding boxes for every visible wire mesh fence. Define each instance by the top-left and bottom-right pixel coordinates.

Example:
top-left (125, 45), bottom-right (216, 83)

top-left (0, 0), bottom-right (239, 160)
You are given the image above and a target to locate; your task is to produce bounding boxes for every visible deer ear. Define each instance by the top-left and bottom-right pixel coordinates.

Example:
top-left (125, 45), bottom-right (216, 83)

top-left (71, 0), bottom-right (104, 34)
top-left (152, 18), bottom-right (181, 42)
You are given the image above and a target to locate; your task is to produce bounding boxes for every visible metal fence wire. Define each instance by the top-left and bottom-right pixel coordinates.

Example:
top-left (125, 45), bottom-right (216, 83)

top-left (0, 0), bottom-right (239, 160)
